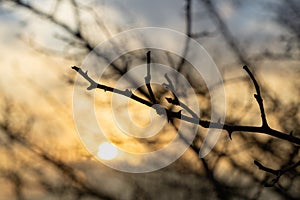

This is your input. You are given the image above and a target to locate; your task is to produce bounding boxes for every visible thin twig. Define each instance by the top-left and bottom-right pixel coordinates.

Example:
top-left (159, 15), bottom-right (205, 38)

top-left (145, 51), bottom-right (157, 104)
top-left (254, 160), bottom-right (300, 187)
top-left (176, 0), bottom-right (192, 72)
top-left (71, 66), bottom-right (153, 107)
top-left (163, 73), bottom-right (180, 106)
top-left (243, 65), bottom-right (268, 127)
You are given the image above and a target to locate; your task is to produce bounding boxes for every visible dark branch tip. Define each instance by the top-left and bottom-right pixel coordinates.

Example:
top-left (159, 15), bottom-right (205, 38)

top-left (146, 51), bottom-right (151, 63)
top-left (71, 66), bottom-right (80, 71)
top-left (254, 160), bottom-right (262, 168)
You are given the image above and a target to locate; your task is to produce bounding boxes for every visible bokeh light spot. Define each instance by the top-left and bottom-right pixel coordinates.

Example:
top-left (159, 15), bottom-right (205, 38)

top-left (97, 142), bottom-right (118, 160)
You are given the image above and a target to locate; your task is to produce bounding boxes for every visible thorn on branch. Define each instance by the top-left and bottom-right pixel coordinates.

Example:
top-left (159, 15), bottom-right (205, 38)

top-left (228, 131), bottom-right (233, 140)
top-left (125, 89), bottom-right (132, 96)
top-left (86, 84), bottom-right (96, 90)
top-left (71, 66), bottom-right (98, 90)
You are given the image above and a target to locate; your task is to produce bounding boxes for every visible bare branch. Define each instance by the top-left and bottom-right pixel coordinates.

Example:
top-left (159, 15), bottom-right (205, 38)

top-left (254, 160), bottom-right (300, 187)
top-left (176, 0), bottom-right (192, 72)
top-left (163, 73), bottom-right (180, 106)
top-left (243, 65), bottom-right (268, 127)
top-left (145, 51), bottom-right (157, 104)
top-left (72, 63), bottom-right (300, 145)
top-left (71, 66), bottom-right (153, 108)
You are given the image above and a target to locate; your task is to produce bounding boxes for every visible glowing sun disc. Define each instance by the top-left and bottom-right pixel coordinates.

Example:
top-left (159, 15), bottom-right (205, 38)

top-left (97, 142), bottom-right (118, 160)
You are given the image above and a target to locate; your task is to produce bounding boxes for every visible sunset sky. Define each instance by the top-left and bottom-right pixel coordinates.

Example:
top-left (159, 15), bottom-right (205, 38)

top-left (0, 0), bottom-right (299, 199)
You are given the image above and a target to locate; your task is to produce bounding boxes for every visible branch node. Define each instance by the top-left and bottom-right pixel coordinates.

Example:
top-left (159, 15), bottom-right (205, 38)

top-left (87, 83), bottom-right (97, 90)
top-left (125, 89), bottom-right (132, 96)
top-left (166, 110), bottom-right (181, 123)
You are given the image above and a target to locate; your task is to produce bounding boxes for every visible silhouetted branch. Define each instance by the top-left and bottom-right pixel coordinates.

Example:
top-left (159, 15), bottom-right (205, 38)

top-left (72, 53), bottom-right (300, 146)
top-left (254, 160), bottom-right (300, 187)
top-left (145, 51), bottom-right (157, 104)
top-left (176, 0), bottom-right (192, 72)
top-left (243, 65), bottom-right (268, 127)
top-left (163, 75), bottom-right (180, 106)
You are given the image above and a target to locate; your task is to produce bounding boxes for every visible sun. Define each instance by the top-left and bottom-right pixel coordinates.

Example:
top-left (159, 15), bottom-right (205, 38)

top-left (97, 142), bottom-right (118, 160)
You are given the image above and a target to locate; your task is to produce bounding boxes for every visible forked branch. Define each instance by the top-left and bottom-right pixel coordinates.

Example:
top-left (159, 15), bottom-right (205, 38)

top-left (254, 160), bottom-right (300, 187)
top-left (71, 54), bottom-right (300, 146)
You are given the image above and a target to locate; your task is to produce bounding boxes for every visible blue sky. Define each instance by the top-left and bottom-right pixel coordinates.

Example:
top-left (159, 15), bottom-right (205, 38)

top-left (0, 0), bottom-right (287, 54)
